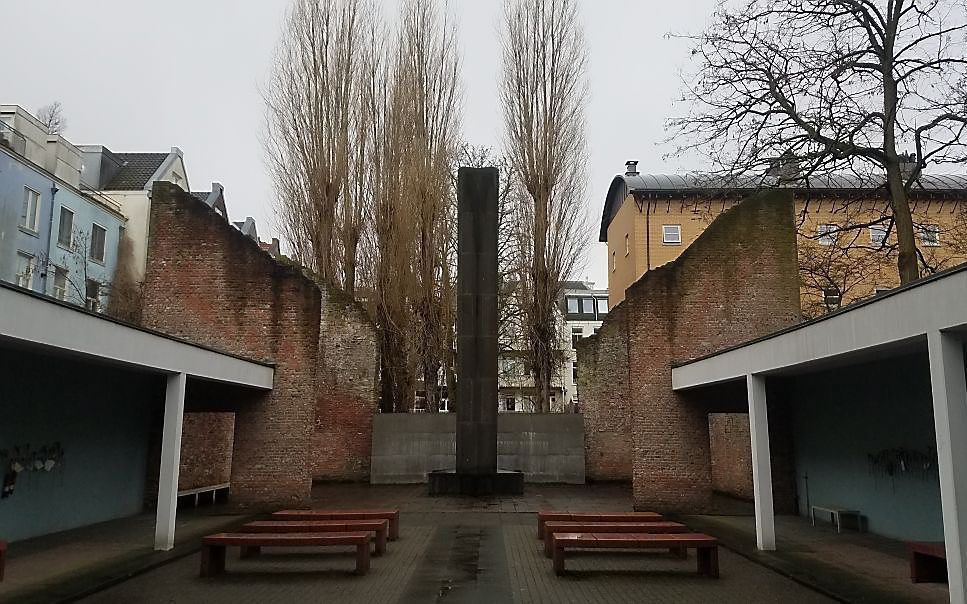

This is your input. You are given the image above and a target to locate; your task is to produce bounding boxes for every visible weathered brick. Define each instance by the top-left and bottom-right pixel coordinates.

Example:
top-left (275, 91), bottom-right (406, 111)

top-left (140, 182), bottom-right (377, 508)
top-left (578, 190), bottom-right (801, 513)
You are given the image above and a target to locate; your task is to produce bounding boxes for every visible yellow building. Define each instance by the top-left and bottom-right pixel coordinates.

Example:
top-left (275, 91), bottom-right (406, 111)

top-left (601, 165), bottom-right (967, 315)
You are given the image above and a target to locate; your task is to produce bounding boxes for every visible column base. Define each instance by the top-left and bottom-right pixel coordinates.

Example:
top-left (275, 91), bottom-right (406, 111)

top-left (427, 470), bottom-right (524, 496)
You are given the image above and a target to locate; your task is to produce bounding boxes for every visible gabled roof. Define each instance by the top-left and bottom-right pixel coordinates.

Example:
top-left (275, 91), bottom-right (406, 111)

top-left (600, 172), bottom-right (967, 242)
top-left (103, 153), bottom-right (169, 190)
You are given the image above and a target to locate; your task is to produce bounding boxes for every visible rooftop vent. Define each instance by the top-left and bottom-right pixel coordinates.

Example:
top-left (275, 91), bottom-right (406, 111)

top-left (625, 160), bottom-right (639, 177)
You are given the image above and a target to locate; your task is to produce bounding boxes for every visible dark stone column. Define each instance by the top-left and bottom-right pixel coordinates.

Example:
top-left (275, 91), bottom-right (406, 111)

top-left (428, 167), bottom-right (522, 495)
top-left (456, 167), bottom-right (499, 476)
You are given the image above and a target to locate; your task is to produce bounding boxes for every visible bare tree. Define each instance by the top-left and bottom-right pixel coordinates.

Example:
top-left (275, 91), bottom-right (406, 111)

top-left (37, 102), bottom-right (67, 134)
top-left (670, 0), bottom-right (967, 284)
top-left (501, 0), bottom-right (589, 413)
top-left (397, 0), bottom-right (462, 413)
top-left (265, 0), bottom-right (370, 289)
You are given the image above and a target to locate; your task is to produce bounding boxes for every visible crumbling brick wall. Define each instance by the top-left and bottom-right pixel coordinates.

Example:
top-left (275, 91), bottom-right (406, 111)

top-left (576, 303), bottom-right (632, 481)
top-left (578, 190), bottom-right (801, 513)
top-left (141, 182), bottom-right (377, 506)
top-left (313, 288), bottom-right (378, 481)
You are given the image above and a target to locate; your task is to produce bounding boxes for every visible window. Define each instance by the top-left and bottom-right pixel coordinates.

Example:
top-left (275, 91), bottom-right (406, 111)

top-left (611, 250), bottom-right (616, 272)
top-left (920, 225), bottom-right (940, 247)
top-left (593, 327), bottom-right (600, 335)
top-left (58, 207), bottom-right (74, 248)
top-left (16, 253), bottom-right (35, 289)
top-left (572, 361), bottom-right (578, 384)
top-left (624, 233), bottom-right (630, 256)
top-left (20, 187), bottom-right (41, 232)
top-left (817, 224), bottom-right (837, 246)
top-left (823, 287), bottom-right (842, 308)
top-left (596, 298), bottom-right (609, 315)
top-left (504, 397), bottom-right (516, 412)
top-left (662, 224), bottom-right (682, 245)
top-left (90, 224), bottom-right (107, 262)
top-left (85, 279), bottom-right (100, 312)
top-left (869, 225), bottom-right (888, 246)
top-left (566, 297), bottom-right (578, 314)
top-left (581, 297), bottom-right (594, 313)
top-left (52, 267), bottom-right (68, 300)
top-left (571, 327), bottom-right (583, 349)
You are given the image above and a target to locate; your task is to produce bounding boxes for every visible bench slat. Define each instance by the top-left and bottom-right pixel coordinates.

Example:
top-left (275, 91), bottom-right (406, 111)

top-left (204, 531), bottom-right (370, 547)
top-left (273, 510), bottom-right (400, 540)
top-left (537, 511), bottom-right (662, 539)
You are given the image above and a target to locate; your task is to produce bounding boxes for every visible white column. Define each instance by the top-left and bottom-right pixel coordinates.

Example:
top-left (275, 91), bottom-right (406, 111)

top-left (927, 330), bottom-right (967, 604)
top-left (747, 373), bottom-right (776, 551)
top-left (154, 372), bottom-right (187, 551)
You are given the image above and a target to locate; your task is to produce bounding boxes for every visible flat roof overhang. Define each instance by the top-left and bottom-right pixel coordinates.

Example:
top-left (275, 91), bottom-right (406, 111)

top-left (672, 264), bottom-right (967, 391)
top-left (0, 283), bottom-right (274, 390)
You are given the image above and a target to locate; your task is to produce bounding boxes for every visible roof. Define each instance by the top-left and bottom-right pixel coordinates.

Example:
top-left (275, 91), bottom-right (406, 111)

top-left (103, 152), bottom-right (169, 190)
top-left (671, 261), bottom-right (967, 390)
top-left (600, 172), bottom-right (967, 242)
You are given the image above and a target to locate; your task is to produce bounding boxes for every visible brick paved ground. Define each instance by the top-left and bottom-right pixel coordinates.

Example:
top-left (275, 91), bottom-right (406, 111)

top-left (80, 485), bottom-right (831, 604)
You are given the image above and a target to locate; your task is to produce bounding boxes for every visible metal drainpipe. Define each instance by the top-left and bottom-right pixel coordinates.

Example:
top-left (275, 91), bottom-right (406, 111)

top-left (644, 195), bottom-right (651, 271)
top-left (43, 180), bottom-right (59, 293)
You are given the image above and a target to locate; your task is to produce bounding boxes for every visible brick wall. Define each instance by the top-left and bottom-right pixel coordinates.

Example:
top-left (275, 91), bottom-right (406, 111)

top-left (579, 190), bottom-right (802, 513)
top-left (576, 303), bottom-right (632, 481)
top-left (178, 412), bottom-right (234, 490)
top-left (141, 182), bottom-right (377, 507)
top-left (313, 288), bottom-right (378, 481)
top-left (708, 413), bottom-right (753, 500)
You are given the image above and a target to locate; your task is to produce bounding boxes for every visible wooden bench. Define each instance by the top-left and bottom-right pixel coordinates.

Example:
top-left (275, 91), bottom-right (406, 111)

top-left (200, 532), bottom-right (371, 577)
top-left (551, 532), bottom-right (719, 577)
top-left (0, 540), bottom-right (6, 582)
top-left (542, 521), bottom-right (689, 558)
top-left (273, 509), bottom-right (400, 540)
top-left (536, 511), bottom-right (663, 539)
top-left (909, 541), bottom-right (947, 583)
top-left (240, 520), bottom-right (388, 556)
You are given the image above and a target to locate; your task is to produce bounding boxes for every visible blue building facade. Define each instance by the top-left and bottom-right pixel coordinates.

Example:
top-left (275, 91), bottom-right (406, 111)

top-left (0, 113), bottom-right (126, 310)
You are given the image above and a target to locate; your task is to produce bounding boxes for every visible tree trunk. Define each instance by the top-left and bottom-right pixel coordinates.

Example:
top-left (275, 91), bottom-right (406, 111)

top-left (886, 165), bottom-right (920, 284)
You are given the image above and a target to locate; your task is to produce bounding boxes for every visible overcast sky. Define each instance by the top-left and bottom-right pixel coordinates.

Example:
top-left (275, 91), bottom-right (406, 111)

top-left (5, 0), bottom-right (717, 288)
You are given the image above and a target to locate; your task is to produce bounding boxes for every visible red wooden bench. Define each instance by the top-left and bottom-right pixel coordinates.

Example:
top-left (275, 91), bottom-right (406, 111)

top-left (536, 511), bottom-right (662, 539)
top-left (0, 540), bottom-right (6, 582)
top-left (200, 532), bottom-right (371, 577)
top-left (909, 541), bottom-right (947, 583)
top-left (551, 532), bottom-right (719, 577)
top-left (240, 520), bottom-right (388, 556)
top-left (273, 509), bottom-right (400, 540)
top-left (542, 521), bottom-right (689, 558)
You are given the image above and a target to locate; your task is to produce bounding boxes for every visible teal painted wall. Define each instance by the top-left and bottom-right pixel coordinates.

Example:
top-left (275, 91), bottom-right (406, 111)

top-left (788, 353), bottom-right (943, 541)
top-left (0, 349), bottom-right (161, 542)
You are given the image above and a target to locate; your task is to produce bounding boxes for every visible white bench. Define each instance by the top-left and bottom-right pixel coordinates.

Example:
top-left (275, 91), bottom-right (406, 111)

top-left (810, 505), bottom-right (862, 533)
top-left (178, 483), bottom-right (230, 507)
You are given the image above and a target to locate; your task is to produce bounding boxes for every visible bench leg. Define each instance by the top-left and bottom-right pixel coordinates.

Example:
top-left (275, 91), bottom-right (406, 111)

top-left (390, 516), bottom-right (400, 541)
top-left (553, 546), bottom-right (566, 575)
top-left (697, 546), bottom-right (719, 578)
top-left (355, 542), bottom-right (370, 575)
top-left (240, 545), bottom-right (261, 559)
top-left (911, 552), bottom-right (947, 583)
top-left (375, 529), bottom-right (387, 556)
top-left (537, 520), bottom-right (544, 540)
top-left (544, 534), bottom-right (554, 558)
top-left (200, 545), bottom-right (226, 577)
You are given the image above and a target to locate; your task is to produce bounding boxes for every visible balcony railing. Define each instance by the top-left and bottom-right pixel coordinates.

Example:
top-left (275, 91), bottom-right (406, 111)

top-left (0, 120), bottom-right (27, 157)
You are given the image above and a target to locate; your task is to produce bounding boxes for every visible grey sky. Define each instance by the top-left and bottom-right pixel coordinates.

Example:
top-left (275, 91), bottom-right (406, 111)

top-left (5, 0), bottom-right (716, 288)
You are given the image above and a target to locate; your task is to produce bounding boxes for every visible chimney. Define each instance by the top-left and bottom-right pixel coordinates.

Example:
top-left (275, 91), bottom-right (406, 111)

top-left (899, 151), bottom-right (919, 181)
top-left (625, 160), bottom-right (639, 177)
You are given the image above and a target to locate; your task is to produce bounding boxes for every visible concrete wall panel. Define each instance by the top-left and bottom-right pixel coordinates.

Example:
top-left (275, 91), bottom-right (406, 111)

top-left (371, 413), bottom-right (585, 484)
